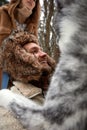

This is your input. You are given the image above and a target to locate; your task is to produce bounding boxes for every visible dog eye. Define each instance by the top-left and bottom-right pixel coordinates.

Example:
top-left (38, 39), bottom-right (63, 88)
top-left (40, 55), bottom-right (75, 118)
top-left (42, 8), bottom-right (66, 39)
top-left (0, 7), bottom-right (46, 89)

top-left (57, 1), bottom-right (63, 13)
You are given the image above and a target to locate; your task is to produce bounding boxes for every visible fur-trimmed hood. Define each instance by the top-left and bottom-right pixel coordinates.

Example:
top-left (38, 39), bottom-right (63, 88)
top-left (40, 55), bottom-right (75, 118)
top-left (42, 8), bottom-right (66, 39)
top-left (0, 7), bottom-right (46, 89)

top-left (0, 31), bottom-right (56, 83)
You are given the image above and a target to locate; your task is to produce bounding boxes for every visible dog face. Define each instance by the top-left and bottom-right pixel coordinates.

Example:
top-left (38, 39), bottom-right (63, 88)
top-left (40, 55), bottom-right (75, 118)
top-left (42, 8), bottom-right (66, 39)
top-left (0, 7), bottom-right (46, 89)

top-left (54, 0), bottom-right (87, 53)
top-left (55, 0), bottom-right (78, 33)
top-left (54, 0), bottom-right (76, 37)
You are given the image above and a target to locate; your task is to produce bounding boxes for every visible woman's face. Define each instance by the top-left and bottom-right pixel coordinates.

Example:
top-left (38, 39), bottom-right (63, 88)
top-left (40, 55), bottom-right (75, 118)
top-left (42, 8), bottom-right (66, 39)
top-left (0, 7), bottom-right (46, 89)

top-left (21, 0), bottom-right (36, 10)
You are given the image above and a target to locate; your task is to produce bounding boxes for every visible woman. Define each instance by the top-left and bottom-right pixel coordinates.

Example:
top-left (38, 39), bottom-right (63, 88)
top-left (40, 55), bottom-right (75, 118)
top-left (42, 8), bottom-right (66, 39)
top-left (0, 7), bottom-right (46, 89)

top-left (0, 0), bottom-right (41, 87)
top-left (0, 0), bottom-right (40, 43)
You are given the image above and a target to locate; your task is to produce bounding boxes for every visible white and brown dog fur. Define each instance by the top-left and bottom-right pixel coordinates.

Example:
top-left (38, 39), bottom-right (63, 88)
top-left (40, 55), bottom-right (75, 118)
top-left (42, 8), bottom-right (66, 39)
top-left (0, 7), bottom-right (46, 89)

top-left (0, 0), bottom-right (87, 129)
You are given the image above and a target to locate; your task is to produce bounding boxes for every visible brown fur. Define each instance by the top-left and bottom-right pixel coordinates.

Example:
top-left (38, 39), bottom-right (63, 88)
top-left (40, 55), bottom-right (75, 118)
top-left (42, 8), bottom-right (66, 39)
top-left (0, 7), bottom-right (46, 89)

top-left (0, 31), bottom-right (55, 83)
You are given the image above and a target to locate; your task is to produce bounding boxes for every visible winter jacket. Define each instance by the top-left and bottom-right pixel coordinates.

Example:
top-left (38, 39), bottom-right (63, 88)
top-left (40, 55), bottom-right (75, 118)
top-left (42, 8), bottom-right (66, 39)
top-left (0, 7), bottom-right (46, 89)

top-left (0, 81), bottom-right (44, 130)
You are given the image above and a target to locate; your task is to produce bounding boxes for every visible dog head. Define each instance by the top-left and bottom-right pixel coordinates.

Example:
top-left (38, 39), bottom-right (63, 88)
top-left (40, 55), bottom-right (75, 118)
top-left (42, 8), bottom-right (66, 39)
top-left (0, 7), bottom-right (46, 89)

top-left (55, 0), bottom-right (87, 33)
top-left (54, 0), bottom-right (75, 36)
top-left (54, 0), bottom-right (87, 53)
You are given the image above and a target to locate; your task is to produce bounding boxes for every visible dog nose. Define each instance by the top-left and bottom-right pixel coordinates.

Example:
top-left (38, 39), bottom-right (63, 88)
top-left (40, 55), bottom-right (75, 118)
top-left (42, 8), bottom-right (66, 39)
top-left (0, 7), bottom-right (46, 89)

top-left (56, 0), bottom-right (63, 10)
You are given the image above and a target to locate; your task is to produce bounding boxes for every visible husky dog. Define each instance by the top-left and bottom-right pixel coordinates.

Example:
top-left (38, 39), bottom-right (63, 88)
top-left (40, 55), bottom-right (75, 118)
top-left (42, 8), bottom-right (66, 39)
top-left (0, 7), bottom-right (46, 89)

top-left (0, 0), bottom-right (87, 129)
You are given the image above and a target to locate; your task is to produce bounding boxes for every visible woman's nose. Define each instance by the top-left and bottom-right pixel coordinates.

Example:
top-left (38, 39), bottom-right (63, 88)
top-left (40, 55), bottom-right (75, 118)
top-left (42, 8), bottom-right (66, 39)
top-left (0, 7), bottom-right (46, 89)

top-left (28, 0), bottom-right (35, 2)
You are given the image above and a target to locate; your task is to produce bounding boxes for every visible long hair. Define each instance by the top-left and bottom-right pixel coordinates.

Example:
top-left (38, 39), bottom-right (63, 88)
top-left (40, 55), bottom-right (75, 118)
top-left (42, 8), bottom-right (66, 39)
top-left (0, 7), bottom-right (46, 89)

top-left (9, 0), bottom-right (41, 36)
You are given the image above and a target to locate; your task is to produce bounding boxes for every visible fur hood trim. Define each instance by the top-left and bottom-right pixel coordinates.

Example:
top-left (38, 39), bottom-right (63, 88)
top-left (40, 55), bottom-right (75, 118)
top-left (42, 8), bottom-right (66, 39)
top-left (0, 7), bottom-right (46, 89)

top-left (0, 31), bottom-right (41, 83)
top-left (0, 31), bottom-right (55, 83)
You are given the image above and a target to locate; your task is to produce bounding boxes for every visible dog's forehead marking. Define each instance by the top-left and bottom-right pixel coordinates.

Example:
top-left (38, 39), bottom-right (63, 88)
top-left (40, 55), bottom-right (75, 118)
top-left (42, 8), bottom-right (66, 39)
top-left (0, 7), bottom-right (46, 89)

top-left (59, 18), bottom-right (79, 53)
